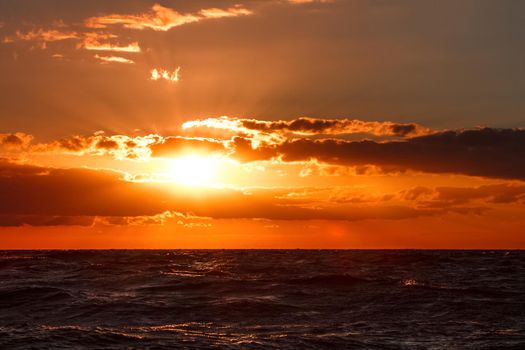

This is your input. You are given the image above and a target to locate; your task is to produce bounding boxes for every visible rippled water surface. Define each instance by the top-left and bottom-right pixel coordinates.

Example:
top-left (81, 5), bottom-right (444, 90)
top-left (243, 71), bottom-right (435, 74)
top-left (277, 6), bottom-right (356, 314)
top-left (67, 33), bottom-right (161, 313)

top-left (1, 250), bottom-right (524, 349)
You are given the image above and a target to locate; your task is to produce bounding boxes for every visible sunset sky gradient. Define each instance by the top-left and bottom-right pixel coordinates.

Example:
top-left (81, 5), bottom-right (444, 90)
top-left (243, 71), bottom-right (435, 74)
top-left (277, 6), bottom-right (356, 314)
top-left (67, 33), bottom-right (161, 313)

top-left (1, 0), bottom-right (524, 248)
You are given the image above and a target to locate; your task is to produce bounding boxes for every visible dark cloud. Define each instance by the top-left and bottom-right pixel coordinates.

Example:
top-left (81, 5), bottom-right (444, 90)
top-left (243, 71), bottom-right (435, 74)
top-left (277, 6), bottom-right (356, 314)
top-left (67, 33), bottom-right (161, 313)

top-left (4, 127), bottom-right (524, 181)
top-left (0, 133), bottom-right (32, 149)
top-left (0, 159), bottom-right (466, 226)
top-left (55, 135), bottom-right (90, 152)
top-left (238, 128), bottom-right (525, 181)
top-left (404, 184), bottom-right (525, 206)
top-left (3, 130), bottom-right (224, 160)
top-left (95, 139), bottom-right (119, 150)
top-left (183, 116), bottom-right (431, 138)
top-left (241, 117), bottom-right (429, 137)
top-left (0, 215), bottom-right (95, 227)
top-left (0, 159), bottom-right (49, 177)
top-left (3, 132), bottom-right (162, 160)
top-left (230, 136), bottom-right (278, 162)
top-left (1, 134), bottom-right (24, 146)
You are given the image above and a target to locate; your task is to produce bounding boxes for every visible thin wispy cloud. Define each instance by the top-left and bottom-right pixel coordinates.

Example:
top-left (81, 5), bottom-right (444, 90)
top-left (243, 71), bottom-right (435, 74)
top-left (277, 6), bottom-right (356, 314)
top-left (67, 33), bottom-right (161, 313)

top-left (79, 40), bottom-right (141, 52)
top-left (198, 7), bottom-right (253, 19)
top-left (4, 29), bottom-right (141, 54)
top-left (85, 4), bottom-right (252, 31)
top-left (77, 32), bottom-right (141, 52)
top-left (94, 54), bottom-right (135, 64)
top-left (3, 29), bottom-right (78, 44)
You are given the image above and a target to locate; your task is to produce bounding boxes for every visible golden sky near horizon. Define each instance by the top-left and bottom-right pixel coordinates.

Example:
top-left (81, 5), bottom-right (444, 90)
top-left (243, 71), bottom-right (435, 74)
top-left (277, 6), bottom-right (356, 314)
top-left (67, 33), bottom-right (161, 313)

top-left (1, 0), bottom-right (525, 248)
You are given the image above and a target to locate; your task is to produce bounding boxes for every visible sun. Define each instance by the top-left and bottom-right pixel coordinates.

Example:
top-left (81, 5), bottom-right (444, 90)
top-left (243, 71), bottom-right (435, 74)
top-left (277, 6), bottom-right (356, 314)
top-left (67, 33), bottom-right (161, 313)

top-left (168, 155), bottom-right (220, 187)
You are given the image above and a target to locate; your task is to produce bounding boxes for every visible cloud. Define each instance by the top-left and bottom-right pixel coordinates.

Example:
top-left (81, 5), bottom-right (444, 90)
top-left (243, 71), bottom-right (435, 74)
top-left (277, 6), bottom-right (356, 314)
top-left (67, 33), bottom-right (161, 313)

top-left (150, 67), bottom-right (181, 82)
top-left (1, 133), bottom-right (33, 149)
top-left (30, 132), bottom-right (163, 160)
top-left (1, 159), bottom-right (477, 227)
top-left (402, 184), bottom-right (525, 206)
top-left (94, 54), bottom-right (135, 64)
top-left (85, 43), bottom-right (140, 52)
top-left (0, 158), bottom-right (48, 177)
top-left (1, 130), bottom-right (233, 161)
top-left (47, 133), bottom-right (228, 160)
top-left (5, 125), bottom-right (525, 181)
top-left (85, 4), bottom-right (252, 32)
top-left (183, 116), bottom-right (432, 138)
top-left (94, 211), bottom-right (188, 227)
top-left (11, 29), bottom-right (78, 42)
top-left (229, 136), bottom-right (278, 162)
top-left (0, 215), bottom-right (95, 227)
top-left (4, 29), bottom-right (141, 54)
top-left (229, 128), bottom-right (525, 181)
top-left (78, 35), bottom-right (141, 52)
top-left (2, 131), bottom-right (232, 161)
top-left (0, 211), bottom-right (208, 227)
top-left (149, 137), bottom-right (227, 157)
top-left (0, 160), bottom-right (163, 218)
top-left (199, 7), bottom-right (253, 19)
top-left (298, 162), bottom-right (388, 178)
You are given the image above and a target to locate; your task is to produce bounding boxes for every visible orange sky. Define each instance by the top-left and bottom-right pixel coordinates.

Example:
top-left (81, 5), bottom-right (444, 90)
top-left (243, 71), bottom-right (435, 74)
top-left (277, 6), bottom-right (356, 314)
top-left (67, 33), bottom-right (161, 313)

top-left (1, 1), bottom-right (524, 248)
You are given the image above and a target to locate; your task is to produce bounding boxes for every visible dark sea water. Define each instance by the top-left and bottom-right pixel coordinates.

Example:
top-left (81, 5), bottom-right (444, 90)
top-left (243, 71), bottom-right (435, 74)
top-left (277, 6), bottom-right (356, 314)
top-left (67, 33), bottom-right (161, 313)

top-left (0, 250), bottom-right (524, 349)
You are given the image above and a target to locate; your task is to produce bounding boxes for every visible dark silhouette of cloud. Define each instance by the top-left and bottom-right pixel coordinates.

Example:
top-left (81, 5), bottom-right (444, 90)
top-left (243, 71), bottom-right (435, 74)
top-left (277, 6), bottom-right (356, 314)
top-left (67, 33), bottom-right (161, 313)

top-left (236, 128), bottom-right (525, 180)
top-left (0, 159), bottom-right (474, 226)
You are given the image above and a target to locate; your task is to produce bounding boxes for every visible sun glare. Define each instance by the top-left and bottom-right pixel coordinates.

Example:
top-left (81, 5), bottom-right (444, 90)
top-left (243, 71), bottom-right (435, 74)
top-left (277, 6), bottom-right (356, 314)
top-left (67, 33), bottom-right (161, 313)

top-left (168, 155), bottom-right (220, 187)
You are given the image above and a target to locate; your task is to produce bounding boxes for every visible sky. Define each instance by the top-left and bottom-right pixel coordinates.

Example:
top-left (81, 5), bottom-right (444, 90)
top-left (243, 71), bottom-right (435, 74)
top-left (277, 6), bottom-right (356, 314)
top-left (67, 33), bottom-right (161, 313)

top-left (1, 0), bottom-right (524, 248)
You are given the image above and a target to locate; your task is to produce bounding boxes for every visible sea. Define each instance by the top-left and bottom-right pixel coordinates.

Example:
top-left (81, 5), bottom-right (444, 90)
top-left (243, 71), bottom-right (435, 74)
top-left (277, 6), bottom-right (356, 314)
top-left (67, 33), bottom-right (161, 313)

top-left (0, 250), bottom-right (524, 349)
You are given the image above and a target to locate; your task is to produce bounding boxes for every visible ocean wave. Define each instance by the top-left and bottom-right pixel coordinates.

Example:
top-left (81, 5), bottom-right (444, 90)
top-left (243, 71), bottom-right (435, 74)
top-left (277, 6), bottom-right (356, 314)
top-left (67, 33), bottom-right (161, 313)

top-left (1, 250), bottom-right (524, 349)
